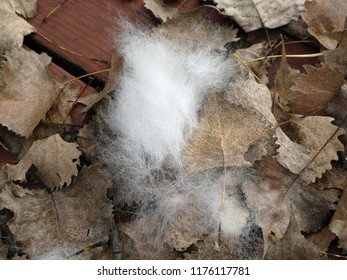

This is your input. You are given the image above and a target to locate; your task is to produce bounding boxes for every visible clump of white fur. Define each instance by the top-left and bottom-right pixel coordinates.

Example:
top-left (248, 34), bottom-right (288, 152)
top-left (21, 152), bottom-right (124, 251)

top-left (99, 19), bottom-right (260, 258)
top-left (103, 22), bottom-right (231, 172)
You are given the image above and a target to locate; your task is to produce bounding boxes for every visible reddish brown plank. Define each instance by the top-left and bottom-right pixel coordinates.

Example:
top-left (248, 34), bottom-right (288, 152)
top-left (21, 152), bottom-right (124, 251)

top-left (27, 0), bottom-right (153, 82)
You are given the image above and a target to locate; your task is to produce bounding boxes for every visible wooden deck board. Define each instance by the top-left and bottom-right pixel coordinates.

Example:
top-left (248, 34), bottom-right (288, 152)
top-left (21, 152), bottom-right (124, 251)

top-left (27, 0), bottom-right (152, 82)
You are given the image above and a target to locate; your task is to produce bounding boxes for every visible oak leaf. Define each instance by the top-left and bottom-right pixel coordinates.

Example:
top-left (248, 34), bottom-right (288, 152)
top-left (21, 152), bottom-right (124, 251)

top-left (275, 116), bottom-right (345, 184)
top-left (302, 0), bottom-right (347, 49)
top-left (0, 48), bottom-right (60, 137)
top-left (0, 165), bottom-right (113, 259)
top-left (5, 134), bottom-right (81, 190)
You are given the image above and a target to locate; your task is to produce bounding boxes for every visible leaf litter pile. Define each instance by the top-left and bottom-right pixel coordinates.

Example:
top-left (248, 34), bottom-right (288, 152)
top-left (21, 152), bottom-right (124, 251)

top-left (1, 0), bottom-right (347, 260)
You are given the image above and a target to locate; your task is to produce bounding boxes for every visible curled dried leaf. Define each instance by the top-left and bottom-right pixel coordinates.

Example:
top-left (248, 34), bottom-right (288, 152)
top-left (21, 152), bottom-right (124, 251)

top-left (5, 134), bottom-right (81, 190)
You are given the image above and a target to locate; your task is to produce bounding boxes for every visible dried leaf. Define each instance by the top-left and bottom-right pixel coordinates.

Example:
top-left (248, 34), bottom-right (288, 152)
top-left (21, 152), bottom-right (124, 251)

top-left (306, 224), bottom-right (336, 253)
top-left (234, 42), bottom-right (270, 84)
top-left (323, 31), bottom-right (347, 76)
top-left (289, 64), bottom-right (345, 115)
top-left (243, 157), bottom-right (339, 254)
top-left (302, 0), bottom-right (347, 49)
top-left (226, 75), bottom-right (277, 125)
top-left (0, 0), bottom-right (37, 18)
top-left (214, 0), bottom-right (307, 32)
top-left (264, 215), bottom-right (326, 259)
top-left (78, 54), bottom-right (123, 112)
top-left (275, 116), bottom-right (345, 184)
top-left (154, 10), bottom-right (239, 51)
top-left (274, 45), bottom-right (301, 110)
top-left (183, 92), bottom-right (275, 173)
top-left (0, 9), bottom-right (34, 54)
top-left (5, 134), bottom-right (81, 190)
top-left (44, 83), bottom-right (81, 125)
top-left (77, 119), bottom-right (98, 163)
top-left (0, 165), bottom-right (113, 259)
top-left (330, 188), bottom-right (347, 251)
top-left (0, 48), bottom-right (60, 137)
top-left (184, 240), bottom-right (234, 260)
top-left (144, 0), bottom-right (177, 22)
top-left (0, 239), bottom-right (7, 260)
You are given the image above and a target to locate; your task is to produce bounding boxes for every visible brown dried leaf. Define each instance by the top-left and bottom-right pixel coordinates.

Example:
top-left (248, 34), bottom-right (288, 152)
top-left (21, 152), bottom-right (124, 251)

top-left (154, 10), bottom-right (239, 51)
top-left (226, 75), bottom-right (277, 125)
top-left (323, 31), bottom-right (347, 76)
top-left (0, 165), bottom-right (113, 259)
top-left (144, 0), bottom-right (177, 22)
top-left (274, 45), bottom-right (301, 110)
top-left (0, 9), bottom-right (34, 54)
top-left (0, 0), bottom-right (37, 18)
top-left (330, 187), bottom-right (347, 251)
top-left (289, 64), bottom-right (345, 115)
top-left (234, 42), bottom-right (270, 84)
top-left (184, 240), bottom-right (234, 260)
top-left (78, 54), bottom-right (123, 112)
top-left (183, 92), bottom-right (275, 173)
top-left (5, 134), bottom-right (81, 190)
top-left (44, 83), bottom-right (81, 125)
top-left (0, 239), bottom-right (7, 260)
top-left (302, 0), bottom-right (347, 49)
top-left (306, 224), bottom-right (336, 253)
top-left (77, 119), bottom-right (98, 163)
top-left (275, 116), bottom-right (345, 184)
top-left (0, 48), bottom-right (60, 137)
top-left (243, 157), bottom-right (339, 254)
top-left (264, 215), bottom-right (326, 259)
top-left (214, 0), bottom-right (307, 32)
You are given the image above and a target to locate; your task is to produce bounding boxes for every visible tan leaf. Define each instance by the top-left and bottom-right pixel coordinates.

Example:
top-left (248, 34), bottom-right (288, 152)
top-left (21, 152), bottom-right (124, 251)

top-left (0, 0), bottom-right (37, 18)
top-left (226, 75), bottom-right (277, 125)
top-left (144, 0), bottom-right (177, 22)
top-left (154, 10), bottom-right (239, 51)
top-left (214, 0), bottom-right (307, 32)
top-left (78, 53), bottom-right (123, 112)
top-left (264, 215), bottom-right (326, 259)
top-left (275, 116), bottom-right (345, 184)
top-left (288, 64), bottom-right (345, 115)
top-left (0, 165), bottom-right (113, 259)
top-left (243, 157), bottom-right (339, 254)
top-left (273, 45), bottom-right (301, 110)
top-left (323, 31), bottom-right (347, 76)
top-left (0, 9), bottom-right (34, 54)
top-left (330, 187), bottom-right (347, 251)
top-left (44, 83), bottom-right (81, 125)
top-left (183, 92), bottom-right (275, 173)
top-left (0, 48), bottom-right (60, 137)
top-left (234, 42), bottom-right (270, 84)
top-left (5, 134), bottom-right (81, 190)
top-left (302, 0), bottom-right (347, 49)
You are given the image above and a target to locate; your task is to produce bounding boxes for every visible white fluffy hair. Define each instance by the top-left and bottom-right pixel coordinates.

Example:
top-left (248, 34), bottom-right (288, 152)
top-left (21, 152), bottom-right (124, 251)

top-left (97, 19), bottom-right (260, 257)
top-left (102, 21), bottom-right (232, 174)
